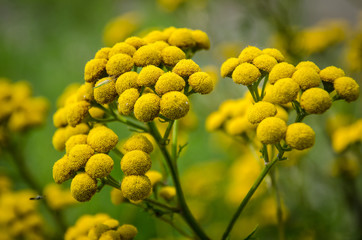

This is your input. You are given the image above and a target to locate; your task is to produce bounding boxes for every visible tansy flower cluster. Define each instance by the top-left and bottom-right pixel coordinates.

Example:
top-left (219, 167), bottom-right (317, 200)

top-left (65, 213), bottom-right (137, 240)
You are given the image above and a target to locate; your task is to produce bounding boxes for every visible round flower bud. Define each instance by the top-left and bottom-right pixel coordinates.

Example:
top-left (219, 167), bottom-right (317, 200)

top-left (71, 173), bottom-right (97, 202)
top-left (53, 155), bottom-right (74, 184)
top-left (253, 54), bottom-right (278, 72)
top-left (134, 93), bottom-right (161, 122)
top-left (137, 65), bottom-right (164, 87)
top-left (295, 61), bottom-right (320, 73)
top-left (65, 123), bottom-right (90, 140)
top-left (155, 72), bottom-right (185, 95)
top-left (273, 78), bottom-right (300, 104)
top-left (159, 186), bottom-right (176, 201)
top-left (84, 59), bottom-right (107, 83)
top-left (121, 175), bottom-right (151, 201)
top-left (256, 117), bottom-right (287, 144)
top-left (88, 224), bottom-right (110, 240)
top-left (53, 107), bottom-right (68, 128)
top-left (247, 101), bottom-right (277, 124)
top-left (125, 36), bottom-right (147, 49)
top-left (225, 116), bottom-right (255, 136)
top-left (106, 53), bottom-right (134, 76)
top-left (89, 107), bottom-right (105, 119)
top-left (68, 144), bottom-right (94, 171)
top-left (275, 105), bottom-right (289, 122)
top-left (143, 30), bottom-right (168, 43)
top-left (191, 30), bottom-right (210, 50)
top-left (110, 188), bottom-right (125, 205)
top-left (94, 47), bottom-right (111, 60)
top-left (118, 88), bottom-right (140, 115)
top-left (65, 134), bottom-right (88, 155)
top-left (220, 58), bottom-right (240, 78)
top-left (52, 128), bottom-right (67, 151)
top-left (168, 28), bottom-right (196, 49)
top-left (117, 224), bottom-right (138, 240)
top-left (109, 42), bottom-right (136, 58)
top-left (145, 170), bottom-right (163, 186)
top-left (232, 62), bottom-right (261, 85)
top-left (161, 46), bottom-right (186, 66)
top-left (285, 123), bottom-right (315, 150)
top-left (300, 88), bottom-right (332, 114)
top-left (292, 67), bottom-right (321, 90)
top-left (269, 62), bottom-right (296, 84)
top-left (77, 82), bottom-right (94, 102)
top-left (115, 71), bottom-right (139, 95)
top-left (319, 66), bottom-right (345, 83)
top-left (87, 126), bottom-right (118, 153)
top-left (121, 150), bottom-right (152, 175)
top-left (99, 230), bottom-right (120, 240)
top-left (150, 41), bottom-right (170, 51)
top-left (133, 45), bottom-right (162, 67)
top-left (163, 26), bottom-right (177, 38)
top-left (123, 134), bottom-right (153, 154)
top-left (205, 111), bottom-right (226, 132)
top-left (238, 46), bottom-right (263, 63)
top-left (262, 48), bottom-right (285, 62)
top-left (334, 77), bottom-right (360, 102)
top-left (94, 77), bottom-right (118, 104)
top-left (160, 91), bottom-right (190, 120)
top-left (188, 72), bottom-right (214, 94)
top-left (66, 101), bottom-right (90, 127)
top-left (85, 153), bottom-right (114, 178)
top-left (172, 59), bottom-right (201, 78)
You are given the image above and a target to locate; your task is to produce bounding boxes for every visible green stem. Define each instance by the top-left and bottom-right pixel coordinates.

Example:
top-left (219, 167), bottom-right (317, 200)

top-left (157, 215), bottom-right (192, 238)
top-left (162, 121), bottom-right (175, 145)
top-left (247, 85), bottom-right (257, 102)
top-left (269, 170), bottom-right (285, 240)
top-left (172, 120), bottom-right (179, 161)
top-left (144, 198), bottom-right (180, 213)
top-left (263, 144), bottom-right (269, 163)
top-left (147, 122), bottom-right (210, 240)
top-left (261, 74), bottom-right (269, 99)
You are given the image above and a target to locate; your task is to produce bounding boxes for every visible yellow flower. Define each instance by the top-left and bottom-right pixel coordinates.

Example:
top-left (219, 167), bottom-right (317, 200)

top-left (94, 47), bottom-right (111, 60)
top-left (85, 153), bottom-right (114, 178)
top-left (68, 144), bottom-right (94, 171)
top-left (159, 186), bottom-right (176, 201)
top-left (65, 134), bottom-right (88, 155)
top-left (145, 170), bottom-right (163, 186)
top-left (99, 230), bottom-right (120, 240)
top-left (133, 45), bottom-right (162, 67)
top-left (88, 223), bottom-right (110, 240)
top-left (269, 62), bottom-right (296, 84)
top-left (52, 128), bottom-right (67, 151)
top-left (273, 78), bottom-right (300, 104)
top-left (53, 107), bottom-right (68, 128)
top-left (191, 29), bottom-right (210, 50)
top-left (256, 117), bottom-right (287, 144)
top-left (106, 53), bottom-right (134, 76)
top-left (286, 123), bottom-right (315, 150)
top-left (66, 101), bottom-right (90, 127)
top-left (109, 42), bottom-right (136, 58)
top-left (292, 67), bottom-right (321, 90)
top-left (155, 72), bottom-right (185, 95)
top-left (160, 91), bottom-right (190, 120)
top-left (71, 173), bottom-right (97, 202)
top-left (238, 46), bottom-right (263, 63)
top-left (121, 150), bottom-right (152, 175)
top-left (188, 72), bottom-right (214, 94)
top-left (247, 101), bottom-right (277, 124)
top-left (117, 224), bottom-right (138, 240)
top-left (44, 184), bottom-right (77, 210)
top-left (122, 134), bottom-right (154, 154)
top-left (168, 28), bottom-right (196, 49)
top-left (77, 82), bottom-right (94, 102)
top-left (262, 48), bottom-right (285, 62)
top-left (172, 59), bottom-right (201, 78)
top-left (295, 61), bottom-right (320, 73)
top-left (225, 116), bottom-right (254, 136)
top-left (53, 155), bottom-right (74, 184)
top-left (150, 40), bottom-right (170, 51)
top-left (110, 188), bottom-right (125, 205)
top-left (232, 62), bottom-right (261, 85)
top-left (300, 88), bottom-right (332, 114)
top-left (253, 54), bottom-right (278, 72)
top-left (134, 93), bottom-right (161, 122)
top-left (125, 36), bottom-right (147, 49)
top-left (115, 71), bottom-right (139, 95)
top-left (275, 105), bottom-right (289, 122)
top-left (87, 126), bottom-right (118, 153)
top-left (161, 46), bottom-right (186, 66)
top-left (84, 59), bottom-right (108, 83)
top-left (121, 175), bottom-right (151, 201)
top-left (137, 65), bottom-right (164, 87)
top-left (143, 30), bottom-right (168, 43)
top-left (94, 77), bottom-right (118, 104)
top-left (118, 88), bottom-right (140, 115)
top-left (89, 107), bottom-right (105, 119)
top-left (65, 123), bottom-right (90, 140)
top-left (205, 111), bottom-right (227, 131)
top-left (319, 66), bottom-right (345, 83)
top-left (334, 77), bottom-right (360, 102)
top-left (220, 58), bottom-right (240, 78)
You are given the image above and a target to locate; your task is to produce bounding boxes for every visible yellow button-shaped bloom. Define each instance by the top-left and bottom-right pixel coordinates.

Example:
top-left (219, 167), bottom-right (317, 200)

top-left (300, 88), bottom-right (332, 114)
top-left (205, 111), bottom-right (226, 132)
top-left (295, 61), bottom-right (320, 73)
top-left (94, 47), bottom-right (111, 60)
top-left (52, 128), bottom-right (67, 151)
top-left (94, 77), bottom-right (118, 104)
top-left (160, 91), bottom-right (190, 120)
top-left (53, 155), bottom-right (74, 184)
top-left (65, 123), bottom-right (90, 140)
top-left (68, 144), bottom-right (94, 171)
top-left (122, 134), bottom-right (154, 154)
top-left (150, 40), bottom-right (170, 51)
top-left (88, 223), bottom-right (110, 240)
top-left (188, 72), bottom-right (214, 94)
top-left (76, 82), bottom-right (94, 102)
top-left (85, 153), bottom-right (114, 178)
top-left (225, 116), bottom-right (255, 136)
top-left (84, 59), bottom-right (107, 83)
top-left (110, 188), bottom-right (125, 205)
top-left (232, 62), bottom-right (261, 86)
top-left (121, 175), bottom-right (151, 201)
top-left (191, 30), bottom-right (210, 50)
top-left (159, 186), bottom-right (176, 201)
top-left (109, 42), bottom-right (136, 58)
top-left (118, 88), bottom-right (140, 115)
top-left (161, 46), bottom-right (186, 66)
top-left (145, 170), bottom-right (163, 186)
top-left (71, 173), bottom-right (97, 202)
top-left (106, 53), bottom-right (134, 76)
top-left (117, 224), bottom-right (138, 240)
top-left (87, 126), bottom-right (118, 153)
top-left (256, 117), bottom-right (287, 144)
top-left (133, 45), bottom-right (162, 67)
top-left (238, 46), bottom-right (262, 63)
top-left (155, 72), bottom-right (185, 95)
top-left (65, 134), bottom-right (88, 155)
top-left (269, 62), bottom-right (296, 84)
top-left (89, 107), bottom-right (105, 119)
top-left (134, 93), bottom-right (161, 122)
top-left (319, 66), bottom-right (345, 83)
top-left (66, 101), bottom-right (90, 127)
top-left (253, 54), bottom-right (278, 72)
top-left (168, 28), bottom-right (196, 49)
top-left (53, 107), bottom-right (68, 128)
top-left (137, 65), bottom-right (164, 87)
top-left (100, 230), bottom-right (120, 240)
top-left (121, 150), bottom-right (152, 175)
top-left (115, 71), bottom-right (139, 95)
top-left (172, 59), bottom-right (201, 78)
top-left (220, 58), bottom-right (240, 78)
top-left (286, 123), bottom-right (315, 150)
top-left (275, 105), bottom-right (289, 122)
top-left (262, 48), bottom-right (285, 62)
top-left (273, 78), bottom-right (300, 104)
top-left (292, 67), bottom-right (321, 90)
top-left (247, 101), bottom-right (277, 124)
top-left (143, 30), bottom-right (168, 43)
top-left (334, 77), bottom-right (360, 102)
top-left (125, 36), bottom-right (147, 49)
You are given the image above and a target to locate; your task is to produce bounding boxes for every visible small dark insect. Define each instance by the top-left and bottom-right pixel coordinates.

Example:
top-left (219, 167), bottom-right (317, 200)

top-left (29, 195), bottom-right (45, 200)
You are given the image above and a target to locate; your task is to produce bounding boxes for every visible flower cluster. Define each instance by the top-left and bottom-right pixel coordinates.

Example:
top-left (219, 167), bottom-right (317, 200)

top-left (65, 213), bottom-right (137, 240)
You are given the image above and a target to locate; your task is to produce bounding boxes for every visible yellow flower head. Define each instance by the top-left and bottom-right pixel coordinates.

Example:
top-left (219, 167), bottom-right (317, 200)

top-left (150, 40), bottom-right (170, 51)
top-left (94, 47), bottom-right (111, 60)
top-left (256, 117), bottom-right (287, 144)
top-left (232, 62), bottom-right (261, 85)
top-left (319, 66), bottom-right (345, 83)
top-left (295, 61), bottom-right (320, 73)
top-left (109, 42), bottom-right (136, 58)
top-left (163, 26), bottom-right (177, 38)
top-left (161, 46), bottom-right (186, 66)
top-left (53, 155), bottom-right (74, 184)
top-left (168, 28), bottom-right (196, 49)
top-left (252, 54), bottom-right (278, 72)
top-left (118, 88), bottom-right (140, 115)
top-left (65, 123), bottom-right (90, 140)
top-left (191, 30), bottom-right (210, 50)
top-left (286, 123), bottom-right (315, 150)
top-left (65, 134), bottom-right (88, 155)
top-left (205, 111), bottom-right (227, 132)
top-left (100, 230), bottom-right (120, 240)
top-left (334, 77), bottom-right (360, 102)
top-left (115, 71), bottom-right (139, 95)
top-left (273, 78), bottom-right (300, 104)
top-left (94, 77), bottom-right (118, 104)
top-left (122, 134), bottom-right (154, 154)
top-left (44, 183), bottom-right (77, 210)
top-left (87, 126), bottom-right (118, 153)
top-left (89, 107), bottom-right (105, 119)
top-left (125, 36), bottom-right (147, 49)
top-left (300, 88), bottom-right (332, 114)
top-left (68, 144), bottom-right (94, 171)
top-left (117, 224), bottom-right (138, 240)
top-left (145, 170), bottom-right (163, 186)
top-left (106, 53), bottom-right (134, 76)
top-left (155, 72), bottom-right (185, 95)
top-left (88, 223), bottom-right (110, 240)
top-left (159, 186), bottom-right (176, 201)
top-left (77, 82), bottom-right (94, 102)
top-left (52, 128), bottom-right (67, 151)
top-left (53, 107), bottom-right (68, 128)
top-left (220, 58), bottom-right (240, 78)
top-left (160, 91), bottom-right (190, 120)
top-left (269, 62), bottom-right (296, 84)
top-left (238, 46), bottom-right (263, 63)
top-left (66, 101), bottom-right (90, 127)
top-left (143, 30), bottom-right (168, 43)
top-left (172, 59), bottom-right (201, 78)
top-left (275, 105), bottom-right (289, 122)
top-left (71, 173), bottom-right (97, 202)
top-left (121, 150), bottom-right (152, 175)
top-left (137, 65), bottom-right (164, 87)
top-left (262, 48), bottom-right (285, 62)
top-left (121, 175), bottom-right (151, 201)
top-left (134, 93), bottom-right (161, 122)
top-left (247, 101), bottom-right (277, 124)
top-left (292, 67), bottom-right (321, 90)
top-left (188, 72), bottom-right (214, 94)
top-left (85, 153), bottom-right (114, 178)
top-left (225, 116), bottom-right (255, 136)
top-left (133, 45), bottom-right (162, 67)
top-left (110, 188), bottom-right (125, 205)
top-left (84, 59), bottom-right (108, 83)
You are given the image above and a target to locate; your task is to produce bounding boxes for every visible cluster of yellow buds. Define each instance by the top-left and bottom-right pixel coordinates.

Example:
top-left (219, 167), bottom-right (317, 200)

top-left (331, 118), bottom-right (362, 153)
top-left (65, 213), bottom-right (137, 240)
top-left (0, 78), bottom-right (48, 145)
